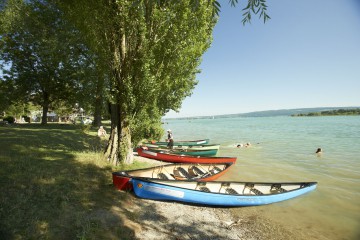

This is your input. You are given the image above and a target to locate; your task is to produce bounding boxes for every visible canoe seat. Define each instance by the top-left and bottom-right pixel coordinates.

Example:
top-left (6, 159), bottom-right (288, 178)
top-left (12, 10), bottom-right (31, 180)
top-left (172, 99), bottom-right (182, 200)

top-left (209, 166), bottom-right (222, 175)
top-left (250, 188), bottom-right (263, 195)
top-left (213, 166), bottom-right (222, 172)
top-left (177, 167), bottom-right (191, 179)
top-left (244, 183), bottom-right (263, 195)
top-left (172, 169), bottom-right (183, 179)
top-left (196, 182), bottom-right (211, 192)
top-left (188, 167), bottom-right (197, 177)
top-left (270, 184), bottom-right (287, 193)
top-left (188, 166), bottom-right (205, 176)
top-left (173, 167), bottom-right (191, 179)
top-left (157, 173), bottom-right (169, 180)
top-left (225, 188), bottom-right (238, 195)
top-left (199, 187), bottom-right (211, 192)
top-left (220, 183), bottom-right (238, 195)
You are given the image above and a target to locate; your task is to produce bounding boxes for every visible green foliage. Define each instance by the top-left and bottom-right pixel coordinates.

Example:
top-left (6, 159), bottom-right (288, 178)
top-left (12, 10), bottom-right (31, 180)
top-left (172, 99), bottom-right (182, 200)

top-left (130, 107), bottom-right (164, 146)
top-left (241, 0), bottom-right (270, 25)
top-left (80, 124), bottom-right (92, 133)
top-left (0, 0), bottom-right (100, 122)
top-left (1, 0), bottom-right (271, 164)
top-left (53, 0), bottom-right (218, 163)
top-left (0, 79), bottom-right (12, 112)
top-left (4, 101), bottom-right (27, 118)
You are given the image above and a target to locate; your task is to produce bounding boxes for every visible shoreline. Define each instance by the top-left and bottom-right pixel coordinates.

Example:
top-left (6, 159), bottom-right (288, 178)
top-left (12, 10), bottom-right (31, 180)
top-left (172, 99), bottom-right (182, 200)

top-left (131, 155), bottom-right (302, 240)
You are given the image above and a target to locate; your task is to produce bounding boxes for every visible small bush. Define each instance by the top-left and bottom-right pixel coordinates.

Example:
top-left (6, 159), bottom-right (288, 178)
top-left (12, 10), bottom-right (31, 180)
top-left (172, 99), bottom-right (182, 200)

top-left (22, 115), bottom-right (31, 123)
top-left (81, 124), bottom-right (92, 133)
top-left (3, 116), bottom-right (15, 124)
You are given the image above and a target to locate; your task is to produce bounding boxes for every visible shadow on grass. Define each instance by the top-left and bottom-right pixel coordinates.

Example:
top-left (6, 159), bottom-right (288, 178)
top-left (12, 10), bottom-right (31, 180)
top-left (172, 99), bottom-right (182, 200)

top-left (0, 124), bottom-right (231, 240)
top-left (0, 124), bottom-right (135, 239)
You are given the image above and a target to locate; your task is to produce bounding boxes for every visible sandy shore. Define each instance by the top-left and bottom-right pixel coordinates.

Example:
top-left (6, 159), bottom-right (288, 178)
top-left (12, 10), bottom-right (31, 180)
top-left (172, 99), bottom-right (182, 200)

top-left (130, 155), bottom-right (301, 240)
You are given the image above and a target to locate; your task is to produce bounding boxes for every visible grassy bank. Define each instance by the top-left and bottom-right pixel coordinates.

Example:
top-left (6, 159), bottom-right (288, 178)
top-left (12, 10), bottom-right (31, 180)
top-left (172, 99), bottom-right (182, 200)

top-left (0, 123), bottom-right (150, 239)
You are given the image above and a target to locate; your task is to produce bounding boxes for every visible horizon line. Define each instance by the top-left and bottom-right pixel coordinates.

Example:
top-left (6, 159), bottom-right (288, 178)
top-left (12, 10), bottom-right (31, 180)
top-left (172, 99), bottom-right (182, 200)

top-left (163, 106), bottom-right (360, 119)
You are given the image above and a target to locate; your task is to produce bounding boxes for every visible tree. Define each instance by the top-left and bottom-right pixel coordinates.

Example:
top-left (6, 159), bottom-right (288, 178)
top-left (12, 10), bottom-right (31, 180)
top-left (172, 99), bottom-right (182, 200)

top-left (54, 0), bottom-right (270, 165)
top-left (0, 0), bottom-right (93, 124)
top-left (2, 0), bottom-right (269, 165)
top-left (0, 75), bottom-right (13, 114)
top-left (54, 0), bottom-right (217, 165)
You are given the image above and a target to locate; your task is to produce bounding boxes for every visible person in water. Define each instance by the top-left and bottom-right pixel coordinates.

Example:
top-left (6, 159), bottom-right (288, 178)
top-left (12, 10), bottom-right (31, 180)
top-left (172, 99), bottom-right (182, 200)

top-left (237, 142), bottom-right (251, 148)
top-left (316, 148), bottom-right (323, 158)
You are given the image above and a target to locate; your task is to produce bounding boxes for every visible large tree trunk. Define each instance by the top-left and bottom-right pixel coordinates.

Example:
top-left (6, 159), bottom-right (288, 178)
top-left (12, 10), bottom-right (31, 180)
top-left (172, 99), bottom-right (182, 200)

top-left (41, 92), bottom-right (49, 125)
top-left (105, 8), bottom-right (134, 165)
top-left (105, 104), bottom-right (133, 165)
top-left (93, 96), bottom-right (103, 127)
top-left (93, 77), bottom-right (104, 127)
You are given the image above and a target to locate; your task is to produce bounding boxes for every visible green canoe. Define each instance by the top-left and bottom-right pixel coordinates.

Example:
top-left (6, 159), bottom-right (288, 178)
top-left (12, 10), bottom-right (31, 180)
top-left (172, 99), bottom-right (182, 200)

top-left (149, 138), bottom-right (210, 146)
top-left (145, 147), bottom-right (218, 156)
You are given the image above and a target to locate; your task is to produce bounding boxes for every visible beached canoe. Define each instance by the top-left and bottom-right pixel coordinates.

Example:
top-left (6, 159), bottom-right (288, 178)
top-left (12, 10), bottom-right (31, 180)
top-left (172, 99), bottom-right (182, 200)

top-left (112, 162), bottom-right (234, 191)
top-left (144, 147), bottom-right (218, 156)
top-left (150, 138), bottom-right (210, 146)
top-left (144, 143), bottom-right (221, 151)
top-left (132, 179), bottom-right (317, 206)
top-left (137, 147), bottom-right (236, 164)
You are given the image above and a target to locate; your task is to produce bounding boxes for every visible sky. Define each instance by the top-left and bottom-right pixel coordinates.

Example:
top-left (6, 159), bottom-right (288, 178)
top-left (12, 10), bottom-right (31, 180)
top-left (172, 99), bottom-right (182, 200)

top-left (165, 0), bottom-right (360, 118)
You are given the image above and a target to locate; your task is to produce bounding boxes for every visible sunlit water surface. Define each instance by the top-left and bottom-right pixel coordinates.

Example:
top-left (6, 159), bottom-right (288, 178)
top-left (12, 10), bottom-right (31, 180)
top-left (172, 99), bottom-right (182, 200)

top-left (163, 116), bottom-right (360, 240)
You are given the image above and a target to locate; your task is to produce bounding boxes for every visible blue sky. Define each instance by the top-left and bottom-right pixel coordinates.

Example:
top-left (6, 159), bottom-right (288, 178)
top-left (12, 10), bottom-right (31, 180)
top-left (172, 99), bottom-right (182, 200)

top-left (165, 0), bottom-right (360, 118)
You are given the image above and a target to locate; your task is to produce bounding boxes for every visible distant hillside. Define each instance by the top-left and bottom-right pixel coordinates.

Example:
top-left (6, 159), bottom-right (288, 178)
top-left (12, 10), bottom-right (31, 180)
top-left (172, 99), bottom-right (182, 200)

top-left (219, 107), bottom-right (360, 118)
top-left (164, 107), bottom-right (360, 120)
top-left (292, 108), bottom-right (360, 116)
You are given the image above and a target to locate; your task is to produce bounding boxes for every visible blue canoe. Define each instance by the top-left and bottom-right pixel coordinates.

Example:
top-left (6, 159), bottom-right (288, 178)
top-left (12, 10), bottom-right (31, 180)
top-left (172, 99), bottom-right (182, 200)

top-left (132, 178), bottom-right (317, 207)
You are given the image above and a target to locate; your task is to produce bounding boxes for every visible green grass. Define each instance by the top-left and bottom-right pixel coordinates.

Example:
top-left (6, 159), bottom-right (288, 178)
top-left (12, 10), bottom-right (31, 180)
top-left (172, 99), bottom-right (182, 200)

top-left (0, 123), bottom-right (150, 239)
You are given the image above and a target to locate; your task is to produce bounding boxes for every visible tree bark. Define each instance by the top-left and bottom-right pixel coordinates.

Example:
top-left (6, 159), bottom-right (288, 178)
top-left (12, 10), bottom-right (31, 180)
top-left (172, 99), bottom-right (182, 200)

top-left (105, 3), bottom-right (133, 165)
top-left (120, 123), bottom-right (134, 165)
top-left (104, 103), bottom-right (133, 165)
top-left (41, 91), bottom-right (49, 125)
top-left (93, 76), bottom-right (104, 127)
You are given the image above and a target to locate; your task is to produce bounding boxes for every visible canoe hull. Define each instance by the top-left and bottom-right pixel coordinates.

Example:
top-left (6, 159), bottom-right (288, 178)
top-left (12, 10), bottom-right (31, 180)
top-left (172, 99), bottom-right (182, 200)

top-left (137, 148), bottom-right (236, 164)
top-left (112, 175), bottom-right (133, 191)
top-left (145, 144), bottom-right (220, 151)
top-left (152, 139), bottom-right (210, 146)
top-left (147, 148), bottom-right (218, 156)
top-left (132, 179), bottom-right (317, 207)
top-left (112, 162), bottom-right (234, 191)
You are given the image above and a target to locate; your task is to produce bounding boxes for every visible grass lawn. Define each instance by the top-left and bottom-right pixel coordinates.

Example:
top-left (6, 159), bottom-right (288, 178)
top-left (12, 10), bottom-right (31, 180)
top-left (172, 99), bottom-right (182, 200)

top-left (0, 123), bottom-right (150, 239)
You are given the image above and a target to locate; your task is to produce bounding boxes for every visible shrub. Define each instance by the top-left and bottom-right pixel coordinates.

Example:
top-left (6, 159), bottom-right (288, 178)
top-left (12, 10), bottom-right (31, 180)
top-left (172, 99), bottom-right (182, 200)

top-left (3, 116), bottom-right (15, 123)
top-left (22, 115), bottom-right (31, 123)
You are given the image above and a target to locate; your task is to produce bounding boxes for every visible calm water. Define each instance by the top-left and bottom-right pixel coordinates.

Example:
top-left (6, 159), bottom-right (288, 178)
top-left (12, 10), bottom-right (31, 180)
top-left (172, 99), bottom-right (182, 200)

top-left (163, 116), bottom-right (360, 240)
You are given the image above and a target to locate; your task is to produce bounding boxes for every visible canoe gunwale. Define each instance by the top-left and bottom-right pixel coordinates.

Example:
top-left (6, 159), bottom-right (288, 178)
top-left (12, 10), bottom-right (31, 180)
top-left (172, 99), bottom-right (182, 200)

top-left (132, 178), bottom-right (318, 206)
top-left (137, 148), bottom-right (237, 164)
top-left (112, 162), bottom-right (235, 191)
top-left (133, 178), bottom-right (318, 196)
top-left (150, 139), bottom-right (210, 146)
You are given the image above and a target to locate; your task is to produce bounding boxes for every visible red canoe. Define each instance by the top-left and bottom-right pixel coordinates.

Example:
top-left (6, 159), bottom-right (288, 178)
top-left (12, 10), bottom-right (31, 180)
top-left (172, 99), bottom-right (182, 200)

top-left (137, 147), bottom-right (237, 164)
top-left (112, 162), bottom-right (234, 191)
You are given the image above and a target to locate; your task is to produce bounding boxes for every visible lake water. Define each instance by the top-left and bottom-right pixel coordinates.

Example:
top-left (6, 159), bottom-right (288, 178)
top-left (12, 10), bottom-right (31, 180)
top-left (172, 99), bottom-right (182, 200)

top-left (163, 116), bottom-right (360, 240)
